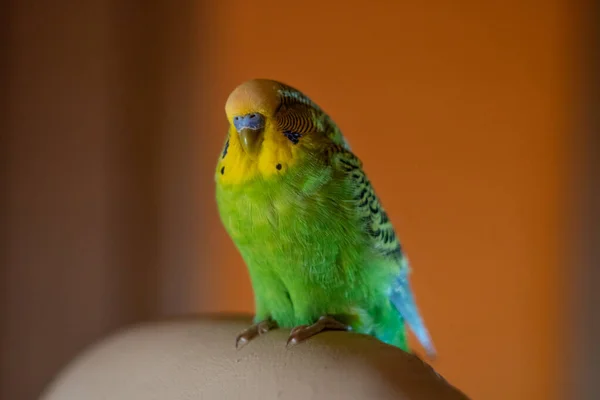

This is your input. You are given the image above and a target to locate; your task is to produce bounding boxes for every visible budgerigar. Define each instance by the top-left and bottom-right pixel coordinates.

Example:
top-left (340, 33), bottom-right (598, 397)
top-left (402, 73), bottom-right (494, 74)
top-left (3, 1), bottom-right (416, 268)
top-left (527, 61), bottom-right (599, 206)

top-left (215, 79), bottom-right (436, 357)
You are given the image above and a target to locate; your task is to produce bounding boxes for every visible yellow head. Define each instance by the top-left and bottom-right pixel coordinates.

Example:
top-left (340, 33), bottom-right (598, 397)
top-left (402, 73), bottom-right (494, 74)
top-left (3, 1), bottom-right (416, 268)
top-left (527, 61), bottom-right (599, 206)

top-left (216, 79), bottom-right (345, 185)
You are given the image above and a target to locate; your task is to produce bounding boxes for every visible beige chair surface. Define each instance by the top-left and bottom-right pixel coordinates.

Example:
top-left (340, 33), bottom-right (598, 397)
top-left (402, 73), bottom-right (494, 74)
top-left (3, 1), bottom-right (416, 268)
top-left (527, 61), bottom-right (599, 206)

top-left (40, 315), bottom-right (469, 400)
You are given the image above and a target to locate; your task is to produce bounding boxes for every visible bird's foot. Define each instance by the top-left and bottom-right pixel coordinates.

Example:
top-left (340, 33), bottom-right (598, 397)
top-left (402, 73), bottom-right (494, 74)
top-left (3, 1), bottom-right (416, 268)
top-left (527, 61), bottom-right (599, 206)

top-left (286, 315), bottom-right (350, 347)
top-left (235, 319), bottom-right (278, 349)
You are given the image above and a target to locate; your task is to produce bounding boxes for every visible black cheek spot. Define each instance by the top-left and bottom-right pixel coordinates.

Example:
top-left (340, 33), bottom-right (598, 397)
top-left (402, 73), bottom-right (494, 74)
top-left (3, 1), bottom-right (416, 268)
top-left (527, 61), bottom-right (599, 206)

top-left (222, 139), bottom-right (229, 159)
top-left (221, 166), bottom-right (225, 175)
top-left (276, 163), bottom-right (282, 170)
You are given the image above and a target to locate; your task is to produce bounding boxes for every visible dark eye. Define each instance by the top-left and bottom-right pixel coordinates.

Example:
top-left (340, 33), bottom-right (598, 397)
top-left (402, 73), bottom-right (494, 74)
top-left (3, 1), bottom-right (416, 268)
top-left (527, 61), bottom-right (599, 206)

top-left (283, 131), bottom-right (302, 145)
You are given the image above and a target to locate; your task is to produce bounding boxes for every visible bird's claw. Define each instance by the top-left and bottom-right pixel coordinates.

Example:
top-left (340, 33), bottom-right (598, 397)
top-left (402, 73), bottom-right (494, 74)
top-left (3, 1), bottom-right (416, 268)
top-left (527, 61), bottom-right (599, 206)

top-left (286, 315), bottom-right (350, 347)
top-left (235, 319), bottom-right (278, 349)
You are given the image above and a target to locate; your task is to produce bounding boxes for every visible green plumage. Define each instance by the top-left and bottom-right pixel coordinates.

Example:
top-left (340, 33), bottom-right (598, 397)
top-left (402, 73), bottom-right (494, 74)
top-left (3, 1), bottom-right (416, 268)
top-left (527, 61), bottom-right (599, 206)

top-left (215, 79), bottom-right (434, 355)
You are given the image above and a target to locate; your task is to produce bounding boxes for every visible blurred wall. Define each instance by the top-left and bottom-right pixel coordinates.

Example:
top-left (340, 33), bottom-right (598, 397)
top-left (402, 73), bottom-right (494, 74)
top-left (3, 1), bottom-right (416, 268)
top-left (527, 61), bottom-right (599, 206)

top-left (0, 0), bottom-right (590, 400)
top-left (569, 1), bottom-right (600, 398)
top-left (204, 1), bottom-right (574, 400)
top-left (1, 1), bottom-right (212, 399)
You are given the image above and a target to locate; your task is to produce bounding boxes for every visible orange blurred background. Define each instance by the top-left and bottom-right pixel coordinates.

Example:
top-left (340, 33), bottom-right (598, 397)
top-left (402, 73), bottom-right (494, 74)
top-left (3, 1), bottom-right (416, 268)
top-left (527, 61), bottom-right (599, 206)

top-left (1, 0), bottom-right (596, 399)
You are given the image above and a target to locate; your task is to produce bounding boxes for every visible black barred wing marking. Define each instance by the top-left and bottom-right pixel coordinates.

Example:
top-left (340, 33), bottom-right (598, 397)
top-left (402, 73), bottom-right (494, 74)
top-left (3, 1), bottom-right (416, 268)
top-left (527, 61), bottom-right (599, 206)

top-left (330, 146), bottom-right (403, 261)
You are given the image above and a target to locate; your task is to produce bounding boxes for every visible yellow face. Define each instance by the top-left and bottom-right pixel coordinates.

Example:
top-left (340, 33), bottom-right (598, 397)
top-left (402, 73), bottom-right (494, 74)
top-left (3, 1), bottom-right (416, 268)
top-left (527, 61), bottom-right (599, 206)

top-left (216, 79), bottom-right (321, 186)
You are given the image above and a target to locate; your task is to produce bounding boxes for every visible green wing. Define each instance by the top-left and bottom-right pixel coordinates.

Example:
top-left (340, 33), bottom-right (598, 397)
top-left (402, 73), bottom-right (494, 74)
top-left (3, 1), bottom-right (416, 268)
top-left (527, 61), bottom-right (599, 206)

top-left (327, 145), bottom-right (436, 356)
top-left (274, 83), bottom-right (401, 260)
top-left (326, 145), bottom-right (403, 262)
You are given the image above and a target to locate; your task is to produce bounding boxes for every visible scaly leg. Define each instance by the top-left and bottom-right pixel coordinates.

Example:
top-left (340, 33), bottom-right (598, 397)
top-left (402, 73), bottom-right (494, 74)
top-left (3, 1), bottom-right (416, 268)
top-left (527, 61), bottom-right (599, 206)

top-left (235, 319), bottom-right (278, 349)
top-left (286, 315), bottom-right (350, 347)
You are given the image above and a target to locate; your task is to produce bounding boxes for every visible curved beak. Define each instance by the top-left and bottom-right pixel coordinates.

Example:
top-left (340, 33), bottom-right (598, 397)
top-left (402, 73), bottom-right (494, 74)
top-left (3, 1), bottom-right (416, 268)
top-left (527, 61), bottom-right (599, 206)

top-left (233, 113), bottom-right (265, 159)
top-left (238, 128), bottom-right (264, 159)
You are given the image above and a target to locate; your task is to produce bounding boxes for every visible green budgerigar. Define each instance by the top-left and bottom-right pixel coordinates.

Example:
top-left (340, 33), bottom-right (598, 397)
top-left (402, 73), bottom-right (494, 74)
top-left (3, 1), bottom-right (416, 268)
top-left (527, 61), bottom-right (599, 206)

top-left (215, 79), bottom-right (435, 357)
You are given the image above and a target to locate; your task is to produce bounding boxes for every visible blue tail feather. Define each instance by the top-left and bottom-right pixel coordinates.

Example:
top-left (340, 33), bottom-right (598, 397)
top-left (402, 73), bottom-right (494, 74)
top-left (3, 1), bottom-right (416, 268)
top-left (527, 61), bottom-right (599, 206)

top-left (389, 266), bottom-right (436, 359)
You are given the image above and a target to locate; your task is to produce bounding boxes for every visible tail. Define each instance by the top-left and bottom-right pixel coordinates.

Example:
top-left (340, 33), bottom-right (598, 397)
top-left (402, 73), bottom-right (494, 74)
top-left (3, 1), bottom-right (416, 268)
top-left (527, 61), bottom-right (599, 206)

top-left (389, 266), bottom-right (437, 360)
